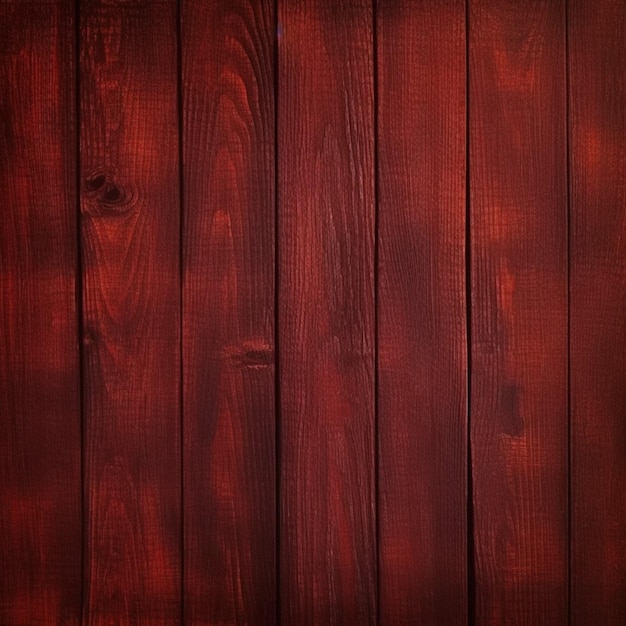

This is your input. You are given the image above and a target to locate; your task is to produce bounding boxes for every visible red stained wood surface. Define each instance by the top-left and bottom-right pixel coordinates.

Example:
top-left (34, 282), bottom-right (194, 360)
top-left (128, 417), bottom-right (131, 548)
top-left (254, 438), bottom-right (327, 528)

top-left (277, 0), bottom-right (376, 623)
top-left (181, 0), bottom-right (276, 623)
top-left (79, 1), bottom-right (181, 623)
top-left (469, 1), bottom-right (568, 623)
top-left (0, 2), bottom-right (81, 624)
top-left (570, 1), bottom-right (626, 623)
top-left (5, 2), bottom-right (626, 623)
top-left (377, 0), bottom-right (468, 623)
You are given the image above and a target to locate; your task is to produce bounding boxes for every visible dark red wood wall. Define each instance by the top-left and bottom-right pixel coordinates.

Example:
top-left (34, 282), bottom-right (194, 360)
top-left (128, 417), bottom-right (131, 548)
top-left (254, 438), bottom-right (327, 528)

top-left (1, 1), bottom-right (625, 624)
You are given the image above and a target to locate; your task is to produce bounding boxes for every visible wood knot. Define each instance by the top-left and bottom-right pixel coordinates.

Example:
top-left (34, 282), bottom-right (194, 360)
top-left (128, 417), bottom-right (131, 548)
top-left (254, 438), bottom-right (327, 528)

top-left (222, 339), bottom-right (274, 369)
top-left (82, 170), bottom-right (136, 216)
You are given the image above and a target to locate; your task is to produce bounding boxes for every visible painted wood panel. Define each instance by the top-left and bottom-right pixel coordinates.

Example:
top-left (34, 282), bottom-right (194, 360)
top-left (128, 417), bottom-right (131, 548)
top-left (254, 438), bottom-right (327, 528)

top-left (79, 1), bottom-right (181, 622)
top-left (570, 1), bottom-right (626, 623)
top-left (0, 2), bottom-right (81, 623)
top-left (277, 0), bottom-right (377, 622)
top-left (377, 0), bottom-right (468, 623)
top-left (181, 0), bottom-right (276, 623)
top-left (469, 1), bottom-right (568, 623)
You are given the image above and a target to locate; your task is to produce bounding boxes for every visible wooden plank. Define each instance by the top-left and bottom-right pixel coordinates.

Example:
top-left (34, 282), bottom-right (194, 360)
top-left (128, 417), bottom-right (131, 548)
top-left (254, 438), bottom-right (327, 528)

top-left (377, 1), bottom-right (467, 623)
top-left (277, 0), bottom-right (376, 622)
top-left (569, 1), bottom-right (626, 622)
top-left (79, 1), bottom-right (181, 623)
top-left (0, 2), bottom-right (81, 624)
top-left (180, 0), bottom-right (276, 623)
top-left (469, 1), bottom-right (568, 623)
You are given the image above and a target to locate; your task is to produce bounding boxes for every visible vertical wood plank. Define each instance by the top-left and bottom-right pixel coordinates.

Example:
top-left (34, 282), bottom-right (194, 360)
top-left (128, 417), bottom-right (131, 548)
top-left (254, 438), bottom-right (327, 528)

top-left (570, 1), bottom-right (626, 622)
top-left (469, 1), bottom-right (568, 623)
top-left (79, 1), bottom-right (181, 623)
top-left (377, 1), bottom-right (467, 623)
top-left (0, 2), bottom-right (81, 623)
top-left (181, 0), bottom-right (276, 623)
top-left (278, 0), bottom-right (376, 622)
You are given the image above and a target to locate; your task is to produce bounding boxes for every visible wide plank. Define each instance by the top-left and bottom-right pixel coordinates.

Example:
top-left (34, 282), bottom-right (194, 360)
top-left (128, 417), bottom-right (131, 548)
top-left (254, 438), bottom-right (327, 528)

top-left (0, 2), bottom-right (81, 623)
top-left (79, 1), bottom-right (181, 623)
top-left (569, 1), bottom-right (626, 623)
top-left (377, 1), bottom-right (468, 623)
top-left (469, 1), bottom-right (568, 623)
top-left (181, 0), bottom-right (276, 623)
top-left (277, 0), bottom-right (376, 622)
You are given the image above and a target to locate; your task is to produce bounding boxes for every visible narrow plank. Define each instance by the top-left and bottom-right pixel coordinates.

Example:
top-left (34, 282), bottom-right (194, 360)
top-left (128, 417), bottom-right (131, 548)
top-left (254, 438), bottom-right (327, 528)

top-left (377, 1), bottom-right (467, 623)
top-left (278, 0), bottom-right (376, 622)
top-left (181, 0), bottom-right (276, 623)
top-left (469, 1), bottom-right (568, 623)
top-left (79, 1), bottom-right (181, 623)
top-left (0, 2), bottom-right (81, 623)
top-left (570, 1), bottom-right (626, 622)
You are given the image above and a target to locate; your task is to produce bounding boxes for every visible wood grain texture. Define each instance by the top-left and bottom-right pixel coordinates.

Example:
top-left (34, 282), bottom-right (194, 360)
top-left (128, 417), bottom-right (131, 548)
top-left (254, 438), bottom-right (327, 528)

top-left (469, 1), bottom-right (568, 623)
top-left (278, 0), bottom-right (376, 623)
top-left (79, 1), bottom-right (181, 623)
top-left (569, 1), bottom-right (626, 622)
top-left (377, 1), bottom-right (467, 623)
top-left (181, 0), bottom-right (276, 623)
top-left (0, 2), bottom-right (81, 624)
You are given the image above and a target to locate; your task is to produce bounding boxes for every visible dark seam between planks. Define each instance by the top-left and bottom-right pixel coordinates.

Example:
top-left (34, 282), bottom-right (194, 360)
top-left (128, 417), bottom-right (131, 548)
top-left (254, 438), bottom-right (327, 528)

top-left (75, 0), bottom-right (85, 621)
top-left (274, 0), bottom-right (281, 623)
top-left (176, 0), bottom-right (185, 624)
top-left (465, 1), bottom-right (475, 624)
top-left (372, 0), bottom-right (381, 623)
top-left (565, 0), bottom-right (572, 623)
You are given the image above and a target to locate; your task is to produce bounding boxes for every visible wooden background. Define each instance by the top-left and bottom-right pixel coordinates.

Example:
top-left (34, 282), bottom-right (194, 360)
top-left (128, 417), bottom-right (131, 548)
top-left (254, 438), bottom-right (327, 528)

top-left (1, 0), bottom-right (624, 624)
